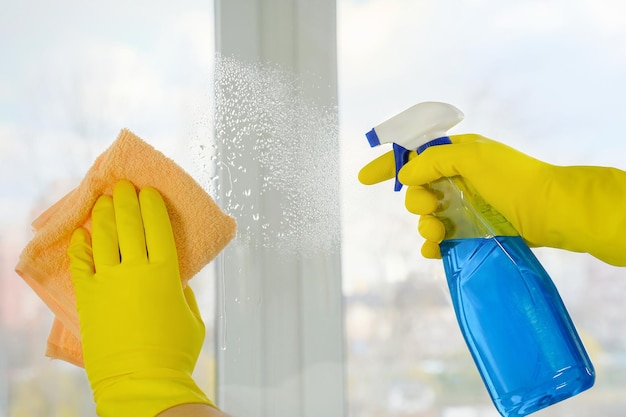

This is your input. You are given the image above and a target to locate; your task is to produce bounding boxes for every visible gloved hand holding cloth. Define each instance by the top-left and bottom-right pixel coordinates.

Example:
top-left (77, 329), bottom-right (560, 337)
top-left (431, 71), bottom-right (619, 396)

top-left (68, 180), bottom-right (218, 417)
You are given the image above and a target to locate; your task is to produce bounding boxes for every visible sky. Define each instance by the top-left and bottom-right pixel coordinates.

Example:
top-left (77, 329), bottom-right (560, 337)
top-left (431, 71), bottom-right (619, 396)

top-left (338, 0), bottom-right (626, 169)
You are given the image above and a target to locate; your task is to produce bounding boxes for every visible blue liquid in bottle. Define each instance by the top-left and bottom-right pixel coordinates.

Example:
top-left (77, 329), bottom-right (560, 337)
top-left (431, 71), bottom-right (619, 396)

top-left (440, 235), bottom-right (595, 417)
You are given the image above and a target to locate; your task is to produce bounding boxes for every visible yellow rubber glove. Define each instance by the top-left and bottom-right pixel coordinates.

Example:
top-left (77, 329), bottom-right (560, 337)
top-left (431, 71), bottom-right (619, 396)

top-left (359, 134), bottom-right (626, 266)
top-left (68, 180), bottom-right (216, 417)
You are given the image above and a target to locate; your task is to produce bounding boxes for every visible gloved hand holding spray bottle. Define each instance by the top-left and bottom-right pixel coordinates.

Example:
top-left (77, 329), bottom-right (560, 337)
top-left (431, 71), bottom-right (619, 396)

top-left (364, 102), bottom-right (595, 417)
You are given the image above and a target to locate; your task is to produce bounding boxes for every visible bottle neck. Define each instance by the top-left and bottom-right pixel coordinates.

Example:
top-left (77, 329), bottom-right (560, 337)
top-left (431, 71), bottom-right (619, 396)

top-left (416, 136), bottom-right (452, 155)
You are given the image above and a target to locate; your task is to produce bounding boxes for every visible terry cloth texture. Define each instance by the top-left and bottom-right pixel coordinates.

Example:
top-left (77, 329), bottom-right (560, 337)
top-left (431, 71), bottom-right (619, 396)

top-left (15, 129), bottom-right (237, 367)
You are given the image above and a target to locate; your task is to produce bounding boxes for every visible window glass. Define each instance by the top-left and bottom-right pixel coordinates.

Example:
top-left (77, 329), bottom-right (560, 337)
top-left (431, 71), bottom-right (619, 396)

top-left (4, 1), bottom-right (626, 416)
top-left (1, 2), bottom-right (216, 415)
top-left (338, 0), bottom-right (626, 416)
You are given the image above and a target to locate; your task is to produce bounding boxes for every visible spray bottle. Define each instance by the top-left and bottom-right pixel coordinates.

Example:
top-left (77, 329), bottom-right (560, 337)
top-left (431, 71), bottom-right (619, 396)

top-left (365, 102), bottom-right (594, 417)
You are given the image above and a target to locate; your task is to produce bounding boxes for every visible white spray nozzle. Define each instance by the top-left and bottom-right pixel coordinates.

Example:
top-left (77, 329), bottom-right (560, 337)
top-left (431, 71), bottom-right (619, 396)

top-left (366, 101), bottom-right (464, 150)
top-left (365, 102), bottom-right (464, 191)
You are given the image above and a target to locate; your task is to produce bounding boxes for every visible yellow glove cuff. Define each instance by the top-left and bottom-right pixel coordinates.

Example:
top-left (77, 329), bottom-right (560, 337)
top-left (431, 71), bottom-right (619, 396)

top-left (95, 368), bottom-right (215, 417)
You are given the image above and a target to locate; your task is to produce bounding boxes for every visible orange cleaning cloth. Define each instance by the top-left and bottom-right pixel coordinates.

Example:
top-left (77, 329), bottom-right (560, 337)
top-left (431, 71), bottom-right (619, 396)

top-left (15, 129), bottom-right (236, 367)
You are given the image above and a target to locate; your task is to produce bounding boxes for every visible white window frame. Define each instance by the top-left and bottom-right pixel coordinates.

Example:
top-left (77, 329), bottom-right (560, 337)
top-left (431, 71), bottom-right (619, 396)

top-left (213, 1), bottom-right (344, 417)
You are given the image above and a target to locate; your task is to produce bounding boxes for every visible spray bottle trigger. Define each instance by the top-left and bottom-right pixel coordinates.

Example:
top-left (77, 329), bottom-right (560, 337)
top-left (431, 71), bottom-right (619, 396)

top-left (393, 143), bottom-right (411, 191)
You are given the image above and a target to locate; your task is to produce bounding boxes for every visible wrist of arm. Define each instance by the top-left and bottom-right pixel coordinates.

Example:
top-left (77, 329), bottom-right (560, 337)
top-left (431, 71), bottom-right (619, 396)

top-left (157, 403), bottom-right (228, 417)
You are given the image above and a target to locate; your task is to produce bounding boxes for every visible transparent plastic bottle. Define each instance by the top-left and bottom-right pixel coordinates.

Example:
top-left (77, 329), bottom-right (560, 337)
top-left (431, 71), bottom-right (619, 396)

top-left (419, 137), bottom-right (595, 417)
top-left (365, 102), bottom-right (595, 417)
